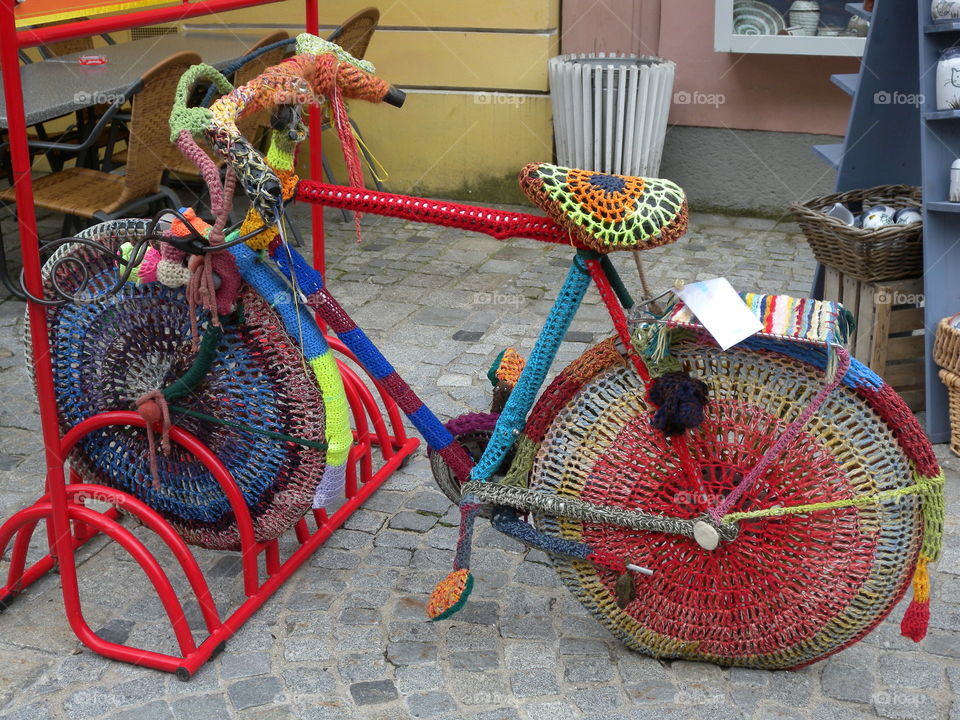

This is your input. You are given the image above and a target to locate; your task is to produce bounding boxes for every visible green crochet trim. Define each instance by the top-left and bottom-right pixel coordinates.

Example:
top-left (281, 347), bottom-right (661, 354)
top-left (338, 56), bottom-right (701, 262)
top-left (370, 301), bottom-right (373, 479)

top-left (721, 470), bottom-right (946, 552)
top-left (503, 434), bottom-right (538, 488)
top-left (169, 63), bottom-right (234, 141)
top-left (295, 33), bottom-right (375, 73)
top-left (487, 349), bottom-right (507, 387)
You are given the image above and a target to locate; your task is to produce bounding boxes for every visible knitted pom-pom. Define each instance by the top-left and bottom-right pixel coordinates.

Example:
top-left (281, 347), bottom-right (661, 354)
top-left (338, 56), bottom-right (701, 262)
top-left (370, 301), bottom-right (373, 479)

top-left (649, 370), bottom-right (709, 436)
top-left (426, 569), bottom-right (473, 621)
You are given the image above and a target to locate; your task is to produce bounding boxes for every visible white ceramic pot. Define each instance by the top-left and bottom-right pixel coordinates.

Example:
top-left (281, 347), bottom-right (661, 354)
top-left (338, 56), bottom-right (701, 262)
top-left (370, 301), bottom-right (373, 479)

top-left (950, 159), bottom-right (960, 201)
top-left (938, 48), bottom-right (960, 110)
top-left (862, 206), bottom-right (895, 229)
top-left (894, 207), bottom-right (922, 224)
top-left (789, 0), bottom-right (820, 36)
top-left (932, 0), bottom-right (960, 21)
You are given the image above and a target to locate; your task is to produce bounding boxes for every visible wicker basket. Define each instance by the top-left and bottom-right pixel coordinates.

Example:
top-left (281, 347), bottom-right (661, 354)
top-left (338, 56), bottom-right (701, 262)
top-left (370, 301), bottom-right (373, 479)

top-left (939, 369), bottom-right (960, 457)
top-left (934, 314), bottom-right (960, 375)
top-left (789, 185), bottom-right (922, 282)
top-left (934, 316), bottom-right (960, 457)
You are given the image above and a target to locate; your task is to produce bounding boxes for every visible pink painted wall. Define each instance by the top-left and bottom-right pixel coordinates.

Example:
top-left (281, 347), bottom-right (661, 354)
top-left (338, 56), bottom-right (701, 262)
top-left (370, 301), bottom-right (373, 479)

top-left (561, 0), bottom-right (858, 135)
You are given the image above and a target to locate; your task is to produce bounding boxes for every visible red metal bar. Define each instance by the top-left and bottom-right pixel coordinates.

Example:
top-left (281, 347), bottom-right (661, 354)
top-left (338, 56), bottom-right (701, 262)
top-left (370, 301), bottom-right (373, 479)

top-left (305, 0), bottom-right (325, 276)
top-left (15, 0), bottom-right (285, 47)
top-left (60, 412), bottom-right (263, 597)
top-left (65, 485), bottom-right (222, 633)
top-left (296, 180), bottom-right (584, 248)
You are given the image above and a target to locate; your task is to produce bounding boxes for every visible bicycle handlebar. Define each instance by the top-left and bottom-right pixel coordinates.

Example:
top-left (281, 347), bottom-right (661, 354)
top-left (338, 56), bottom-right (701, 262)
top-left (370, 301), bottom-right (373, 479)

top-left (169, 34), bottom-right (404, 224)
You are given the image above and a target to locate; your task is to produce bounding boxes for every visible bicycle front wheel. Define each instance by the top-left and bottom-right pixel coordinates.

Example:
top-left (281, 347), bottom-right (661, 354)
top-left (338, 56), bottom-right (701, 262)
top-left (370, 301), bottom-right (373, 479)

top-left (517, 336), bottom-right (934, 669)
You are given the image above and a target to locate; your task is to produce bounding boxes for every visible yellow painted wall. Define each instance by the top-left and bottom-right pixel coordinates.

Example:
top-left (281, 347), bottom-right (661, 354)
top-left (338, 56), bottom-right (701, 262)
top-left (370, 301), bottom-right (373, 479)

top-left (186, 0), bottom-right (559, 201)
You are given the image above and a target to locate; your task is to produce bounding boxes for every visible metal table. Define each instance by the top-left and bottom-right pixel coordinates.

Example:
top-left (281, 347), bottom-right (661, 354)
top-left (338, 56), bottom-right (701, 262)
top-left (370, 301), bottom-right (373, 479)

top-left (1, 31), bottom-right (259, 127)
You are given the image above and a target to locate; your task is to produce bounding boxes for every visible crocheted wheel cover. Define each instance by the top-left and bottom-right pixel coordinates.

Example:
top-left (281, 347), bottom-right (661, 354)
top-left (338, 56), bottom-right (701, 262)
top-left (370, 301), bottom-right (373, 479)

top-left (521, 337), bottom-right (929, 669)
top-left (518, 163), bottom-right (688, 253)
top-left (32, 222), bottom-right (328, 550)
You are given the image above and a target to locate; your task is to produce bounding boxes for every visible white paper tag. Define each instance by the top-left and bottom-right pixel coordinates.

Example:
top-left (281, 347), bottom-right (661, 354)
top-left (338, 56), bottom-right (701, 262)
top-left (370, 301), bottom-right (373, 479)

top-left (675, 278), bottom-right (762, 350)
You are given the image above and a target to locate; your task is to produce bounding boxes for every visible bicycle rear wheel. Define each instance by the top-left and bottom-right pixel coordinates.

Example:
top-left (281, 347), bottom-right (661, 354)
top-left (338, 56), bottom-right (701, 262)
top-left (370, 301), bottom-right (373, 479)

top-left (517, 336), bottom-right (933, 669)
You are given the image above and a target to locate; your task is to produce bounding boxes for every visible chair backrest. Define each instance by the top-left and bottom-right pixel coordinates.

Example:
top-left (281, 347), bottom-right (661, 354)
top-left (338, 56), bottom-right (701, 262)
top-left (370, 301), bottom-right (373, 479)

top-left (120, 51), bottom-right (202, 205)
top-left (328, 7), bottom-right (379, 60)
top-left (235, 31), bottom-right (292, 140)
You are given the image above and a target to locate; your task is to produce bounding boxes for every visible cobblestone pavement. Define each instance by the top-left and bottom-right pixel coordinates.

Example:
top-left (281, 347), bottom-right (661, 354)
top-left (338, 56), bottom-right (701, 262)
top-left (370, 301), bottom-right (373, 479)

top-left (0, 204), bottom-right (956, 720)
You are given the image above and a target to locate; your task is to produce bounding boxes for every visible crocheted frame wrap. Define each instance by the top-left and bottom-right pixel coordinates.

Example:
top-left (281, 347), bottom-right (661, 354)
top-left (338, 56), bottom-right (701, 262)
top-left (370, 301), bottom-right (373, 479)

top-left (29, 221), bottom-right (329, 550)
top-left (506, 334), bottom-right (940, 669)
top-left (518, 163), bottom-right (689, 253)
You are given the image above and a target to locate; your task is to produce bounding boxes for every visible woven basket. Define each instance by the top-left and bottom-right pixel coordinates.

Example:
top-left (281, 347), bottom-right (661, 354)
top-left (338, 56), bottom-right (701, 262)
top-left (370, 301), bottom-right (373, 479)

top-left (509, 336), bottom-right (932, 669)
top-left (789, 185), bottom-right (922, 282)
top-left (934, 314), bottom-right (960, 375)
top-left (939, 369), bottom-right (960, 457)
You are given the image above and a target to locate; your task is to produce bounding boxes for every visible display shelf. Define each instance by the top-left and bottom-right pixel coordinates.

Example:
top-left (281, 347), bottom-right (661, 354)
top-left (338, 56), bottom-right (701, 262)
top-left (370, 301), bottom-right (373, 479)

top-left (925, 20), bottom-right (960, 33)
top-left (831, 72), bottom-right (860, 96)
top-left (714, 0), bottom-right (867, 56)
top-left (925, 201), bottom-right (960, 212)
top-left (924, 109), bottom-right (960, 121)
top-left (918, 0), bottom-right (960, 442)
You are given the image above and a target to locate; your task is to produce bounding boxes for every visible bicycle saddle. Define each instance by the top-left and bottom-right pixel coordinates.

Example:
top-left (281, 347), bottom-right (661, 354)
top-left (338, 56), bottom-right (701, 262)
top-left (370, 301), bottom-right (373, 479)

top-left (519, 162), bottom-right (688, 253)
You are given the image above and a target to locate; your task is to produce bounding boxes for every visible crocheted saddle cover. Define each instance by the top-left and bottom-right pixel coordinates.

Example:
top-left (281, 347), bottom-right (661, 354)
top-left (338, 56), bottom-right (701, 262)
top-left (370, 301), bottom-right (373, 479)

top-left (29, 220), bottom-right (329, 550)
top-left (518, 163), bottom-right (689, 253)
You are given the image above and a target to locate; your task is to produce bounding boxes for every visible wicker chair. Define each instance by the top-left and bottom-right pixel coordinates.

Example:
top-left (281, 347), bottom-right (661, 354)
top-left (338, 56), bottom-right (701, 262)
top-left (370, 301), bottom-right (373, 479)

top-left (328, 6), bottom-right (379, 59)
top-left (160, 31), bottom-right (292, 208)
top-left (0, 52), bottom-right (197, 233)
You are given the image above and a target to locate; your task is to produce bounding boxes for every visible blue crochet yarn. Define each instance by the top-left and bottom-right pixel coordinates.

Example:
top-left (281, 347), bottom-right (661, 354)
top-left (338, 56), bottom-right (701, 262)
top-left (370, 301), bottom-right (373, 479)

top-left (53, 278), bottom-right (287, 523)
top-left (470, 257), bottom-right (592, 483)
top-left (741, 336), bottom-right (882, 390)
top-left (492, 508), bottom-right (591, 559)
top-left (273, 244), bottom-right (324, 296)
top-left (409, 405), bottom-right (456, 450)
top-left (338, 327), bottom-right (394, 379)
top-left (230, 245), bottom-right (329, 359)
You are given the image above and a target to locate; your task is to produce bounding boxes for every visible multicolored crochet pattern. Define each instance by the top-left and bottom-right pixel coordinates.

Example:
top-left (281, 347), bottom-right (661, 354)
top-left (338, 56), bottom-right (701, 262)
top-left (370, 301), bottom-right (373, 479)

top-left (497, 333), bottom-right (942, 669)
top-left (666, 292), bottom-right (854, 349)
top-left (30, 220), bottom-right (330, 550)
top-left (518, 163), bottom-right (688, 253)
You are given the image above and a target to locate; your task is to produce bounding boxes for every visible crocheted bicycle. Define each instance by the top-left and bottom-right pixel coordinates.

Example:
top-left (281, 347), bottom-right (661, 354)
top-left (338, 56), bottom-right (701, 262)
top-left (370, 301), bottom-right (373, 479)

top-left (36, 35), bottom-right (943, 671)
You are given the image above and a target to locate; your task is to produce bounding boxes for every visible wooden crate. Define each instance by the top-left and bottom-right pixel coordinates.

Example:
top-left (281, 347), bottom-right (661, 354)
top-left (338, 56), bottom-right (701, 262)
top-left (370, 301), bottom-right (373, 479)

top-left (823, 268), bottom-right (925, 411)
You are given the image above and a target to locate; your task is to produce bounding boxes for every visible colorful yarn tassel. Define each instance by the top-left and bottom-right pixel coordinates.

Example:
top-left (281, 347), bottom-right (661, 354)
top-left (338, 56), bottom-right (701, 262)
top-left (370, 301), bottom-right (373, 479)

top-left (901, 555), bottom-right (931, 642)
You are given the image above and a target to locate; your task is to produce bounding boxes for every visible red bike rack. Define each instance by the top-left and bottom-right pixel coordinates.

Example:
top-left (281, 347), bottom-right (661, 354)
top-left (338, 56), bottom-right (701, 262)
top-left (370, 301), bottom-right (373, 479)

top-left (0, 0), bottom-right (415, 677)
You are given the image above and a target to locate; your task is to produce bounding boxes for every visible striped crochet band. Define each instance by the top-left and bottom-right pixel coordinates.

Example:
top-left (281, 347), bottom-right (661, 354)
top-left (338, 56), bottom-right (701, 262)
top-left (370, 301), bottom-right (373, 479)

top-left (666, 292), bottom-right (853, 349)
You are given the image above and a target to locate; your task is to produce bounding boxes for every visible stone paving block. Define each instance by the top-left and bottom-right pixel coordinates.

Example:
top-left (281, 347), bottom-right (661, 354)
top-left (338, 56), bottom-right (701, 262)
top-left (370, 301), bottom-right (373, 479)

top-left (0, 702), bottom-right (54, 720)
top-left (110, 700), bottom-right (174, 720)
top-left (389, 510), bottom-right (438, 532)
top-left (349, 679), bottom-right (399, 706)
top-left (227, 676), bottom-right (285, 711)
top-left (406, 691), bottom-right (458, 718)
top-left (63, 686), bottom-right (117, 719)
top-left (510, 668), bottom-right (560, 697)
top-left (337, 652), bottom-right (390, 685)
top-left (878, 653), bottom-right (944, 688)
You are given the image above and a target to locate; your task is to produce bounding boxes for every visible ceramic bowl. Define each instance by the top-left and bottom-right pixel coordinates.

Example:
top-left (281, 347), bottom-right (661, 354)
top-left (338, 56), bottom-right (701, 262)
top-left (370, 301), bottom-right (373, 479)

top-left (894, 207), bottom-right (922, 225)
top-left (862, 206), bottom-right (895, 229)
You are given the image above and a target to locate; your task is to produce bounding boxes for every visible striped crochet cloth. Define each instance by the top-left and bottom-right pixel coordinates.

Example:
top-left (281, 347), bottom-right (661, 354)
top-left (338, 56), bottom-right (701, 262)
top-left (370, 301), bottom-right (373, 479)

top-left (666, 292), bottom-right (853, 349)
